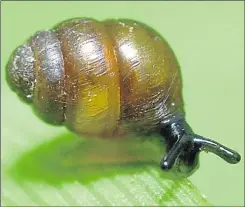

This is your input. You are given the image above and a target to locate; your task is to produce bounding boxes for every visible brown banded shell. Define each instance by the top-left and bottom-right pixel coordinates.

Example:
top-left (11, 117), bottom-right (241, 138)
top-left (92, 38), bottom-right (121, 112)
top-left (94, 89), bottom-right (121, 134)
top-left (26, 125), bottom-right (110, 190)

top-left (7, 18), bottom-right (183, 139)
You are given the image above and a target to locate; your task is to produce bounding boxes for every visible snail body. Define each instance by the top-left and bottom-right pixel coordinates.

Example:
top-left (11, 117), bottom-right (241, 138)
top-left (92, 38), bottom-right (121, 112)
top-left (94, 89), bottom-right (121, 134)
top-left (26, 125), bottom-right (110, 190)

top-left (7, 18), bottom-right (241, 178)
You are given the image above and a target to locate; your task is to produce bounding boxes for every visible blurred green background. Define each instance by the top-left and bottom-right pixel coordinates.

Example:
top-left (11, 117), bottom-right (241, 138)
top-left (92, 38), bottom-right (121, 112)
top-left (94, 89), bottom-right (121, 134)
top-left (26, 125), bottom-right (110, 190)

top-left (1, 1), bottom-right (244, 206)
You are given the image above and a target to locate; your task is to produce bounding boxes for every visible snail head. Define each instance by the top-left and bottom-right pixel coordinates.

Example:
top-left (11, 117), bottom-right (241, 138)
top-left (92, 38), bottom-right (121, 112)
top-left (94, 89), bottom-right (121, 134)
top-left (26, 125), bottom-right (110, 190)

top-left (159, 116), bottom-right (241, 179)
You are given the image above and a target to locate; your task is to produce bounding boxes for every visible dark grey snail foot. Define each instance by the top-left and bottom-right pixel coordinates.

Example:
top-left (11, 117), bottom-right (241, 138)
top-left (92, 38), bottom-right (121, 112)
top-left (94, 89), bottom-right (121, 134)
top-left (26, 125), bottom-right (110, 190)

top-left (159, 115), bottom-right (241, 177)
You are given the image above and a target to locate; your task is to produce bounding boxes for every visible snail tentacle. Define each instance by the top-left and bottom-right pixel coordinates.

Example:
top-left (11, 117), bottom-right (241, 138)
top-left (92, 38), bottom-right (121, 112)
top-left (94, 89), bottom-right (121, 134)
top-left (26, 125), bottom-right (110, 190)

top-left (159, 115), bottom-right (241, 176)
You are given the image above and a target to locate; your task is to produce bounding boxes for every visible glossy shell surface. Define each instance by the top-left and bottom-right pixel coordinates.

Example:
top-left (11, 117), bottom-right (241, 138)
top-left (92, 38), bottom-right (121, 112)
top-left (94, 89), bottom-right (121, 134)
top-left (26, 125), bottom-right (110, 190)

top-left (7, 18), bottom-right (183, 138)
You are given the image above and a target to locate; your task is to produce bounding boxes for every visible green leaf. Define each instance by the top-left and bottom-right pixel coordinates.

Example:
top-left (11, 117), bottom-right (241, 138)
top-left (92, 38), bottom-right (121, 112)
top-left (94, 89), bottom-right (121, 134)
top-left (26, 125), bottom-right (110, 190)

top-left (2, 129), bottom-right (211, 206)
top-left (2, 168), bottom-right (211, 206)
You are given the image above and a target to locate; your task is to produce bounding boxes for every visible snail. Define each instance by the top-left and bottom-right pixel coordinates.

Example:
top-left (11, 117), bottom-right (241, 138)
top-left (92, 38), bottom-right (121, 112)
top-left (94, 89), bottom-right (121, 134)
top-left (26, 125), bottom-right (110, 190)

top-left (6, 17), bottom-right (241, 179)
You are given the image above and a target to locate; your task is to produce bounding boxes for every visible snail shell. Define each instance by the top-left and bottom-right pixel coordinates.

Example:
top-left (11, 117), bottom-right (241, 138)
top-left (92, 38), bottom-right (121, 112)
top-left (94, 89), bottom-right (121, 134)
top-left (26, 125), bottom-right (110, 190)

top-left (7, 18), bottom-right (183, 139)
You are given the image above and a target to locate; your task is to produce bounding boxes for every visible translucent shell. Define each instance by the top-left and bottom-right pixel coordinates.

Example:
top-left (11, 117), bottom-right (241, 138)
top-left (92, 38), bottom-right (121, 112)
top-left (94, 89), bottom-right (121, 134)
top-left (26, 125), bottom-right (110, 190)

top-left (7, 18), bottom-right (183, 139)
